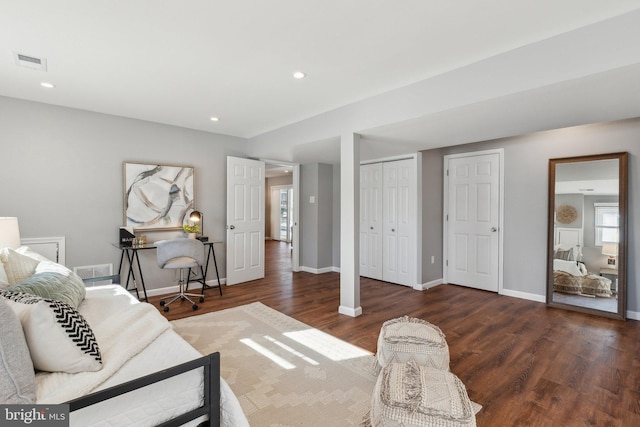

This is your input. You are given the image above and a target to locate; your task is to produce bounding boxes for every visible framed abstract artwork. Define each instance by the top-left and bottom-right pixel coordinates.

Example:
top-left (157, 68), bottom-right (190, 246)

top-left (123, 162), bottom-right (195, 231)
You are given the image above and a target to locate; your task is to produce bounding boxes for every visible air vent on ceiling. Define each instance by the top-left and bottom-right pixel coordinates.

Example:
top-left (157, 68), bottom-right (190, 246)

top-left (13, 52), bottom-right (47, 71)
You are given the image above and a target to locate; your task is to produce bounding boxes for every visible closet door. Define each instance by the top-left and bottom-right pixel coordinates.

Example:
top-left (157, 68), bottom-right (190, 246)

top-left (383, 159), bottom-right (416, 286)
top-left (360, 163), bottom-right (383, 279)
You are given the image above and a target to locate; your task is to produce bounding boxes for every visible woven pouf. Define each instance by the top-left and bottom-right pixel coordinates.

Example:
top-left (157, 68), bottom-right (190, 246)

top-left (376, 316), bottom-right (449, 370)
top-left (370, 361), bottom-right (476, 427)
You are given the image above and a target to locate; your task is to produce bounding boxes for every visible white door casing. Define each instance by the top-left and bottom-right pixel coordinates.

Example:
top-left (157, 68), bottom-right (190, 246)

top-left (226, 156), bottom-right (265, 285)
top-left (444, 151), bottom-right (502, 292)
top-left (359, 163), bottom-right (383, 280)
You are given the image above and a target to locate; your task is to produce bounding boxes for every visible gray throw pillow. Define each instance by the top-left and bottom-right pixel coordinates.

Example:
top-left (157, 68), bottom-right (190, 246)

top-left (554, 248), bottom-right (574, 261)
top-left (9, 263), bottom-right (85, 308)
top-left (0, 297), bottom-right (36, 404)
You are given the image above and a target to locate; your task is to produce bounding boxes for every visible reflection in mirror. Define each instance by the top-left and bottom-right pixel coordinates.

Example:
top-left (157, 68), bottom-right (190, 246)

top-left (547, 152), bottom-right (627, 319)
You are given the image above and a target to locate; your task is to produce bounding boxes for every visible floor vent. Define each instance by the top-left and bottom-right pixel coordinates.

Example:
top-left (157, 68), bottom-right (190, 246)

top-left (74, 263), bottom-right (113, 287)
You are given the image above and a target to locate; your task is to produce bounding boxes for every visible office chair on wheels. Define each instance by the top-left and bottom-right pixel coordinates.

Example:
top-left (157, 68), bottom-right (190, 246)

top-left (156, 238), bottom-right (206, 312)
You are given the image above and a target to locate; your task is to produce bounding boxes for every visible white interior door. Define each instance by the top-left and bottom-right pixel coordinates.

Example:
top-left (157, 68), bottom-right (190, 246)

top-left (446, 152), bottom-right (500, 292)
top-left (382, 159), bottom-right (416, 286)
top-left (360, 163), bottom-right (383, 280)
top-left (227, 156), bottom-right (265, 285)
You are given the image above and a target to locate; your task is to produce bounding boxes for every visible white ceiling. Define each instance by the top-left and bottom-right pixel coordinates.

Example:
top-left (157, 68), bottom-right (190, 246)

top-left (1, 1), bottom-right (640, 144)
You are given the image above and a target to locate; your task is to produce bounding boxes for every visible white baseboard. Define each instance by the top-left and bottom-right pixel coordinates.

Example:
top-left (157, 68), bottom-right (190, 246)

top-left (414, 279), bottom-right (443, 291)
top-left (299, 265), bottom-right (339, 274)
top-left (499, 288), bottom-right (546, 303)
top-left (626, 310), bottom-right (640, 320)
top-left (338, 305), bottom-right (363, 317)
top-left (143, 278), bottom-right (226, 298)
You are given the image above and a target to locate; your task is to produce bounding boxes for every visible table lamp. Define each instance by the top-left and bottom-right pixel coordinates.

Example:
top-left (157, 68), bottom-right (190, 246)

top-left (189, 210), bottom-right (208, 242)
top-left (601, 243), bottom-right (618, 268)
top-left (0, 217), bottom-right (21, 249)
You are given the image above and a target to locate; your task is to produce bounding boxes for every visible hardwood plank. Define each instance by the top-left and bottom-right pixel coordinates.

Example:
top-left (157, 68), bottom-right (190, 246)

top-left (148, 240), bottom-right (640, 426)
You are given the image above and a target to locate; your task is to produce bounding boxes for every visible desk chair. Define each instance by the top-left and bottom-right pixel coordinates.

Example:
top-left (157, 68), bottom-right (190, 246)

top-left (156, 238), bottom-right (206, 312)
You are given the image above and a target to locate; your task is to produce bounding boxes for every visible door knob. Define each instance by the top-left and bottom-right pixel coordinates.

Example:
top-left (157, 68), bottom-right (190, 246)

top-left (229, 225), bottom-right (235, 230)
top-left (391, 228), bottom-right (395, 232)
top-left (491, 227), bottom-right (497, 232)
top-left (370, 226), bottom-right (374, 230)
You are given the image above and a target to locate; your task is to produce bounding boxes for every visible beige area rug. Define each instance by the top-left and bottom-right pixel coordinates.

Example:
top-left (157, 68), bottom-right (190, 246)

top-left (171, 302), bottom-right (380, 427)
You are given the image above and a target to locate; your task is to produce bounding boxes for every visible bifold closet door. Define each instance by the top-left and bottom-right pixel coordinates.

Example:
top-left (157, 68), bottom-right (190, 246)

top-left (359, 163), bottom-right (383, 280)
top-left (382, 159), bottom-right (416, 286)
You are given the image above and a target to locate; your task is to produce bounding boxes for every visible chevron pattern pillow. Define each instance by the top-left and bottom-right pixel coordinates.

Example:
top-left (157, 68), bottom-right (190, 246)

top-left (0, 291), bottom-right (102, 373)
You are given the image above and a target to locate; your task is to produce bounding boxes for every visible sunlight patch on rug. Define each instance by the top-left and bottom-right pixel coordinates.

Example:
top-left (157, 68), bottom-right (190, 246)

top-left (284, 329), bottom-right (372, 361)
top-left (171, 302), bottom-right (379, 427)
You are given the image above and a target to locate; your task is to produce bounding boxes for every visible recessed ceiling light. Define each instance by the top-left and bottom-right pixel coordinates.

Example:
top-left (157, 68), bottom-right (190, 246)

top-left (292, 71), bottom-right (306, 79)
top-left (284, 170), bottom-right (289, 173)
top-left (210, 117), bottom-right (219, 122)
top-left (40, 82), bottom-right (55, 88)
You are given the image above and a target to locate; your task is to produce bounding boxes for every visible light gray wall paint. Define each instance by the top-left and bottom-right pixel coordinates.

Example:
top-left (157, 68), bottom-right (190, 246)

top-left (299, 163), bottom-right (335, 270)
top-left (317, 163), bottom-right (334, 269)
top-left (332, 164), bottom-right (341, 268)
top-left (421, 148), bottom-right (444, 283)
top-left (300, 164), bottom-right (318, 268)
top-left (426, 118), bottom-right (639, 312)
top-left (0, 96), bottom-right (247, 291)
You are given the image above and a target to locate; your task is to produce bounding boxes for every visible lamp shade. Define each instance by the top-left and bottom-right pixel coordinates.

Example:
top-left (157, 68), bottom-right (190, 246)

top-left (0, 217), bottom-right (21, 249)
top-left (601, 243), bottom-right (618, 257)
top-left (189, 211), bottom-right (202, 222)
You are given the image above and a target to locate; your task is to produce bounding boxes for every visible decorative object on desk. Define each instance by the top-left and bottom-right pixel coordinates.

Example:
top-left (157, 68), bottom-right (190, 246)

top-left (119, 227), bottom-right (136, 247)
top-left (0, 217), bottom-right (21, 249)
top-left (182, 223), bottom-right (200, 239)
top-left (123, 162), bottom-right (195, 231)
top-left (602, 243), bottom-right (618, 267)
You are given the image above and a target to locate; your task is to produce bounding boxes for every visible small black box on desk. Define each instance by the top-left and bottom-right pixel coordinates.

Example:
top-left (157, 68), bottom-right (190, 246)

top-left (120, 227), bottom-right (136, 247)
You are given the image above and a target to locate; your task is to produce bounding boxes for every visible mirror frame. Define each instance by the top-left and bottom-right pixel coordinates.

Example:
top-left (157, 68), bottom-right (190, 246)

top-left (547, 152), bottom-right (628, 320)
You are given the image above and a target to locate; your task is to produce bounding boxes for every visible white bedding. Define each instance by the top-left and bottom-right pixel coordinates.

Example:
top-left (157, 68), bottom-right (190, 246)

top-left (36, 285), bottom-right (248, 427)
top-left (553, 259), bottom-right (587, 277)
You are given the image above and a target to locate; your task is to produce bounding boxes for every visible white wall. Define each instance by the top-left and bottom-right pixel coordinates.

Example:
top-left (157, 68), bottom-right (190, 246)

top-left (0, 96), bottom-right (247, 291)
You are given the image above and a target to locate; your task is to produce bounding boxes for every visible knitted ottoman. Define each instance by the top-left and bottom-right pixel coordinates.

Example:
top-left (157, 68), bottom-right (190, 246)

top-left (370, 361), bottom-right (476, 427)
top-left (377, 316), bottom-right (449, 370)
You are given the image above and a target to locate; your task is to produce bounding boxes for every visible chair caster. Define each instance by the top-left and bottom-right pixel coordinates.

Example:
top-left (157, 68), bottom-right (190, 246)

top-left (163, 306), bottom-right (169, 312)
top-left (159, 300), bottom-right (165, 306)
top-left (181, 296), bottom-right (186, 301)
top-left (192, 304), bottom-right (198, 310)
top-left (199, 296), bottom-right (205, 303)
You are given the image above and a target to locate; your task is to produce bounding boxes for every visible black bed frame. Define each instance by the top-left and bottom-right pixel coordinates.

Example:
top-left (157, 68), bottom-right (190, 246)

top-left (67, 352), bottom-right (220, 427)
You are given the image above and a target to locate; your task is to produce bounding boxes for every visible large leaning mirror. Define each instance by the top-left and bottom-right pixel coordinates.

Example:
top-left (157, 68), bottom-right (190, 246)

top-left (547, 152), bottom-right (628, 319)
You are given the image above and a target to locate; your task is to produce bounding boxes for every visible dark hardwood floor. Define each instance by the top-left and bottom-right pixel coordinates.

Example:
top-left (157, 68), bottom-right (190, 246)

top-left (150, 240), bottom-right (640, 426)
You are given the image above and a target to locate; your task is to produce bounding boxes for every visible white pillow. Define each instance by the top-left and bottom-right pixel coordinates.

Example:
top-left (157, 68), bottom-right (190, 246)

top-left (0, 248), bottom-right (40, 285)
top-left (1, 291), bottom-right (102, 373)
top-left (0, 262), bottom-right (9, 289)
top-left (16, 246), bottom-right (53, 263)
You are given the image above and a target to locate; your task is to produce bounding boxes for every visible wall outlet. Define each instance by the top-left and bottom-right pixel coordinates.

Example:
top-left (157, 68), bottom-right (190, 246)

top-left (431, 255), bottom-right (435, 264)
top-left (309, 196), bottom-right (315, 203)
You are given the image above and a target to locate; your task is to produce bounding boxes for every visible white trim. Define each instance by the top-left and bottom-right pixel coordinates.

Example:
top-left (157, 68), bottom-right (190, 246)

top-left (414, 278), bottom-right (442, 291)
top-left (500, 289), bottom-right (546, 303)
top-left (261, 158), bottom-right (300, 272)
top-left (360, 153), bottom-right (417, 165)
top-left (299, 265), bottom-right (335, 274)
top-left (20, 236), bottom-right (66, 265)
top-left (442, 148), bottom-right (505, 294)
top-left (626, 310), bottom-right (640, 321)
top-left (338, 305), bottom-right (363, 317)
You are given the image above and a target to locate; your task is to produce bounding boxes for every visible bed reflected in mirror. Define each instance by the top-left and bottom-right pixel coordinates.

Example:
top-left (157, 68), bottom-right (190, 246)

top-left (547, 152), bottom-right (628, 319)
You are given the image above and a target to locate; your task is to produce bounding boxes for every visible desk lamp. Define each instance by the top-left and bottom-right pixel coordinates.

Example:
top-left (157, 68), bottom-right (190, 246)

top-left (0, 217), bottom-right (21, 249)
top-left (189, 211), bottom-right (208, 242)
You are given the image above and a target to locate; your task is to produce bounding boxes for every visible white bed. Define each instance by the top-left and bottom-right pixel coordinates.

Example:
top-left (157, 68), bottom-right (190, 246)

top-left (36, 285), bottom-right (249, 427)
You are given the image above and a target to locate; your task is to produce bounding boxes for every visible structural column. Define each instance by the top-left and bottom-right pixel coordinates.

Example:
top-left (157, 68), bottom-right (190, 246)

top-left (339, 133), bottom-right (362, 317)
